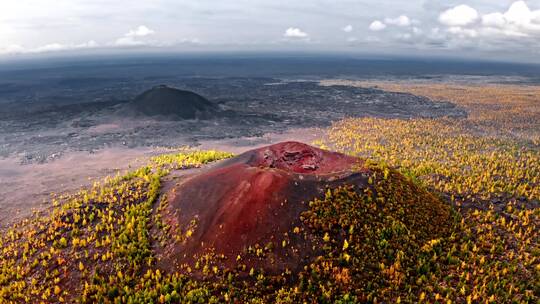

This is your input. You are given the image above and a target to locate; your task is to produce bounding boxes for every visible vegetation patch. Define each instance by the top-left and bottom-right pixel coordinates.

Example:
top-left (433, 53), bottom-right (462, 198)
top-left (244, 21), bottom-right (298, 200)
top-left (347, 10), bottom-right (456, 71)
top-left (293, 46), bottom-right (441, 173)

top-left (1, 82), bottom-right (538, 303)
top-left (316, 81), bottom-right (540, 302)
top-left (1, 144), bottom-right (464, 303)
top-left (0, 150), bottom-right (233, 303)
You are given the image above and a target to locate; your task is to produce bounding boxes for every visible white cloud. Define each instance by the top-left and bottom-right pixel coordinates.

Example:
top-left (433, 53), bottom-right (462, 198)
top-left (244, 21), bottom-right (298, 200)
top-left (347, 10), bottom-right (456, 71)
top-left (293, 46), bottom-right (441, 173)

top-left (431, 1), bottom-right (540, 50)
top-left (385, 15), bottom-right (411, 27)
top-left (479, 26), bottom-right (528, 38)
top-left (505, 1), bottom-right (531, 24)
top-left (126, 25), bottom-right (155, 37)
top-left (177, 38), bottom-right (201, 44)
top-left (481, 1), bottom-right (540, 34)
top-left (115, 25), bottom-right (156, 46)
top-left (33, 41), bottom-right (99, 52)
top-left (534, 13), bottom-right (540, 24)
top-left (283, 27), bottom-right (308, 38)
top-left (439, 5), bottom-right (479, 26)
top-left (342, 25), bottom-right (353, 33)
top-left (115, 37), bottom-right (145, 46)
top-left (0, 40), bottom-right (99, 55)
top-left (34, 43), bottom-right (70, 52)
top-left (0, 22), bottom-right (198, 56)
top-left (447, 26), bottom-right (478, 38)
top-left (482, 13), bottom-right (506, 28)
top-left (436, 1), bottom-right (540, 41)
top-left (369, 20), bottom-right (387, 31)
top-left (0, 44), bottom-right (25, 55)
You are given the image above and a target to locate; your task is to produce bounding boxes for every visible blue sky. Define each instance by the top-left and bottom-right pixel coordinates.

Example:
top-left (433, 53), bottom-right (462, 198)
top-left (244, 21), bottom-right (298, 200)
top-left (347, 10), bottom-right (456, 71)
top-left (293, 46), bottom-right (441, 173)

top-left (1, 0), bottom-right (540, 62)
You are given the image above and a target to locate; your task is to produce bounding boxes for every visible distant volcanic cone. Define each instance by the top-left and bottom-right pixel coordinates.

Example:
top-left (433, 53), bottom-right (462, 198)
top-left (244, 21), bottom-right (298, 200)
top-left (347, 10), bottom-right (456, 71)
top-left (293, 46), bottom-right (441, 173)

top-left (128, 85), bottom-right (216, 119)
top-left (158, 142), bottom-right (453, 278)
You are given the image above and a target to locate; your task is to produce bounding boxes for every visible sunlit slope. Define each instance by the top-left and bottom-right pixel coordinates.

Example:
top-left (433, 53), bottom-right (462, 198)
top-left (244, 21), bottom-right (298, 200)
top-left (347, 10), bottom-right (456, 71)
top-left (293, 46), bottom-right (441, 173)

top-left (317, 81), bottom-right (540, 303)
top-left (0, 144), bottom-right (458, 303)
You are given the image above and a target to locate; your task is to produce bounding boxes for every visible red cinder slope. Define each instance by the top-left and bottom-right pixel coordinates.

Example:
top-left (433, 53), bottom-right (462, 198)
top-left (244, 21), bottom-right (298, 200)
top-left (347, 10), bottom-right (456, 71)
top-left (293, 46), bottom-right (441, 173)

top-left (160, 141), bottom-right (368, 273)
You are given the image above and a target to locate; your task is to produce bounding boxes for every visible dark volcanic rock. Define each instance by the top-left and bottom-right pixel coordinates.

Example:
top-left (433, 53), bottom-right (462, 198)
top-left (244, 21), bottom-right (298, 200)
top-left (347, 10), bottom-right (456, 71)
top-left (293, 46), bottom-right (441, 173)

top-left (129, 85), bottom-right (216, 119)
top-left (160, 142), bottom-right (369, 273)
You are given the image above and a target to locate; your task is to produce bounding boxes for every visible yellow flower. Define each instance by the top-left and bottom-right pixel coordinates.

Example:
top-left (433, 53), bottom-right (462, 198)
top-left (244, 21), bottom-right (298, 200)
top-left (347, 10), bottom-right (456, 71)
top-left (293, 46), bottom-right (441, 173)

top-left (323, 233), bottom-right (330, 242)
top-left (343, 239), bottom-right (349, 250)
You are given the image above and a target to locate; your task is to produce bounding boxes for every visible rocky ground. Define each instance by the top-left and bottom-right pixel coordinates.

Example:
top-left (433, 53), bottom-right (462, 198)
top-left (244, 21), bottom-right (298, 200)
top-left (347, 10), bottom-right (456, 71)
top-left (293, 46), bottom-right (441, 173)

top-left (0, 78), bottom-right (464, 164)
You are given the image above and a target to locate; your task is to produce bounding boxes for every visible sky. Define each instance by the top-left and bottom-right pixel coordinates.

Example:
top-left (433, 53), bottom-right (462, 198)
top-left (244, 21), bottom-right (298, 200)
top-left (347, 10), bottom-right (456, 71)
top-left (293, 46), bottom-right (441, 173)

top-left (1, 0), bottom-right (540, 62)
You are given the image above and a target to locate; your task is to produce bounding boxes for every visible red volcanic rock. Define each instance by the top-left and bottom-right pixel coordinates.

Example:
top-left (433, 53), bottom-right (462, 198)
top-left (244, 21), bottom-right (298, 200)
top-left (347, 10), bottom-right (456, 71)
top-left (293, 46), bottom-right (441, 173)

top-left (159, 141), bottom-right (369, 273)
top-left (244, 141), bottom-right (362, 174)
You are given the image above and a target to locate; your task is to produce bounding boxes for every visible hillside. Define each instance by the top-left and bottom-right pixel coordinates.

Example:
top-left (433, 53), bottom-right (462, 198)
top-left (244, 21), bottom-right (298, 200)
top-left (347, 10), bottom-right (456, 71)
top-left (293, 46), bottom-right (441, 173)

top-left (0, 143), bottom-right (456, 303)
top-left (128, 85), bottom-right (216, 119)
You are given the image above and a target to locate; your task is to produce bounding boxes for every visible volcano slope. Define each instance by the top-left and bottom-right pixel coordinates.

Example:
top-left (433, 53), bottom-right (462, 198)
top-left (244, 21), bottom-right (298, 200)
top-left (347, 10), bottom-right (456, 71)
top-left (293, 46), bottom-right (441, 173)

top-left (126, 85), bottom-right (217, 119)
top-left (157, 142), bottom-right (453, 276)
top-left (0, 142), bottom-right (454, 303)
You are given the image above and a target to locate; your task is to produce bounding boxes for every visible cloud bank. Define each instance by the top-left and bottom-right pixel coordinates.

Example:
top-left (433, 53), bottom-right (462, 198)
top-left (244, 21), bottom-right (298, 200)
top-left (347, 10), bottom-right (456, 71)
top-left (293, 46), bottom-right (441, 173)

top-left (439, 1), bottom-right (540, 40)
top-left (1, 0), bottom-right (540, 62)
top-left (363, 1), bottom-right (540, 60)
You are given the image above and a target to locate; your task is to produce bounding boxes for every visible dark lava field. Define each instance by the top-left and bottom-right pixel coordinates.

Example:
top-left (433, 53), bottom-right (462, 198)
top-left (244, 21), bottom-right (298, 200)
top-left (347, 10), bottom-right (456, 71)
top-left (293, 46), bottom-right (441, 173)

top-left (0, 76), bottom-right (464, 164)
